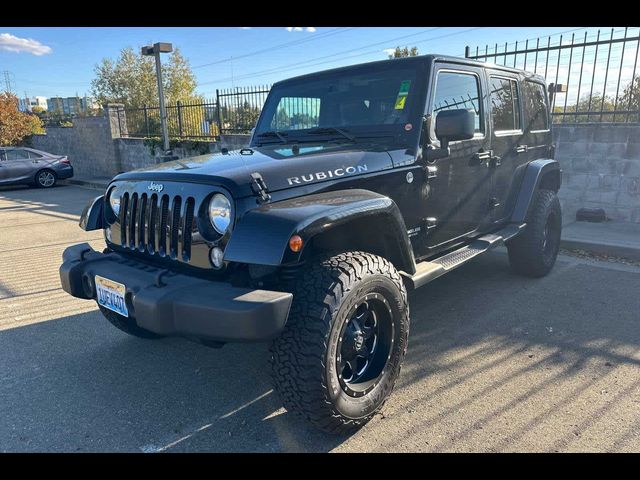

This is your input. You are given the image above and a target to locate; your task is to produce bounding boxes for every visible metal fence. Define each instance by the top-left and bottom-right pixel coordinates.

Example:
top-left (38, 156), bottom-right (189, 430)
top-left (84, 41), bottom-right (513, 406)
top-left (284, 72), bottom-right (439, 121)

top-left (216, 85), bottom-right (271, 134)
top-left (116, 86), bottom-right (272, 139)
top-left (465, 27), bottom-right (640, 123)
top-left (118, 98), bottom-right (220, 139)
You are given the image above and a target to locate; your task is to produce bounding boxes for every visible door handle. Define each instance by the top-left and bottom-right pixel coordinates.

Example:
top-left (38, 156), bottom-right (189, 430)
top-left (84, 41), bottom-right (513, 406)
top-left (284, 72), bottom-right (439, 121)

top-left (472, 150), bottom-right (492, 166)
top-left (515, 144), bottom-right (528, 153)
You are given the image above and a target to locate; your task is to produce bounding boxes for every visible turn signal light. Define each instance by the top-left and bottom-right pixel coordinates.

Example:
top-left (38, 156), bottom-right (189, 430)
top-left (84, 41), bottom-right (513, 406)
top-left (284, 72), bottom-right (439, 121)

top-left (289, 235), bottom-right (303, 253)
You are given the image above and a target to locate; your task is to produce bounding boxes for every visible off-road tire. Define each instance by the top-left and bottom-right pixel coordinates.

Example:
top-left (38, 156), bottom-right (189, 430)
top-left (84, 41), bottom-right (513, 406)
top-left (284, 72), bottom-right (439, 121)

top-left (270, 251), bottom-right (410, 434)
top-left (507, 189), bottom-right (562, 277)
top-left (98, 305), bottom-right (163, 339)
top-left (35, 169), bottom-right (57, 188)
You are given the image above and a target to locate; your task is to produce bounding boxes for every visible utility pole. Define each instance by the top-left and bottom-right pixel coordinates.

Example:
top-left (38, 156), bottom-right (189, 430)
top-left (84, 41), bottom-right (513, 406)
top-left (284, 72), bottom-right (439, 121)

top-left (141, 42), bottom-right (173, 154)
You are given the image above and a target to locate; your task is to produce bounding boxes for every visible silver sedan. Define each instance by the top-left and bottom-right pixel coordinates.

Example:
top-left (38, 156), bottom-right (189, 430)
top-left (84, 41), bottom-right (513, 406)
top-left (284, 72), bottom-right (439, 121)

top-left (0, 147), bottom-right (74, 188)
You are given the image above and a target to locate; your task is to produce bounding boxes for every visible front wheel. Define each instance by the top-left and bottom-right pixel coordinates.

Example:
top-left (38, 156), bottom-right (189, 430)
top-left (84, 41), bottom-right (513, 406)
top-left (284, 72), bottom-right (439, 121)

top-left (507, 189), bottom-right (562, 277)
top-left (270, 251), bottom-right (410, 434)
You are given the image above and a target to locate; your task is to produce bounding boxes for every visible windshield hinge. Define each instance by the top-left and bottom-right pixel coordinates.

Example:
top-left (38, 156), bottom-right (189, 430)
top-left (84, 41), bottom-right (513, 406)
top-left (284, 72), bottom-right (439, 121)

top-left (250, 172), bottom-right (271, 204)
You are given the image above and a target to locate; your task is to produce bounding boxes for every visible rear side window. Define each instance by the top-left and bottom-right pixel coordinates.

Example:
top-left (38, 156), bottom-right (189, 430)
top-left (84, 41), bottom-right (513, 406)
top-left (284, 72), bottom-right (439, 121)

top-left (5, 149), bottom-right (30, 160)
top-left (489, 77), bottom-right (521, 132)
top-left (431, 71), bottom-right (483, 133)
top-left (28, 151), bottom-right (43, 159)
top-left (523, 81), bottom-right (550, 131)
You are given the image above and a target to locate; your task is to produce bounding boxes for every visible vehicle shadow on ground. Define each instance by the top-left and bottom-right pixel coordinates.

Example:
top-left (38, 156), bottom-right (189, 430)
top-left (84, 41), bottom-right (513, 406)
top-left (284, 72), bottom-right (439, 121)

top-left (0, 184), bottom-right (98, 220)
top-left (0, 251), bottom-right (639, 452)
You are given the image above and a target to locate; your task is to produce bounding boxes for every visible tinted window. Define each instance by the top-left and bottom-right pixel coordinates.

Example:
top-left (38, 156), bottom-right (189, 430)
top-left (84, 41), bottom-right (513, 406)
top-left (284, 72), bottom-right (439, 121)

top-left (271, 97), bottom-right (321, 130)
top-left (523, 81), bottom-right (549, 131)
top-left (489, 77), bottom-right (521, 131)
top-left (28, 150), bottom-right (43, 159)
top-left (0, 151), bottom-right (6, 161)
top-left (432, 71), bottom-right (482, 133)
top-left (256, 65), bottom-right (419, 134)
top-left (6, 149), bottom-right (30, 160)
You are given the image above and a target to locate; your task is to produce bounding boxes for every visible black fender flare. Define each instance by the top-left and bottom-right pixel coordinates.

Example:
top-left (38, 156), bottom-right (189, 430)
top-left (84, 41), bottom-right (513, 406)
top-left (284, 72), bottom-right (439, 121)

top-left (510, 159), bottom-right (562, 223)
top-left (224, 189), bottom-right (416, 274)
top-left (79, 195), bottom-right (105, 231)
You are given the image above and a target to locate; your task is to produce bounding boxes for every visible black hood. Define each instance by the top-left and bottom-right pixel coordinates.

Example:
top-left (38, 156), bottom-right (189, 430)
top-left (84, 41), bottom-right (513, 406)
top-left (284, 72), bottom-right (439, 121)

top-left (113, 144), bottom-right (394, 198)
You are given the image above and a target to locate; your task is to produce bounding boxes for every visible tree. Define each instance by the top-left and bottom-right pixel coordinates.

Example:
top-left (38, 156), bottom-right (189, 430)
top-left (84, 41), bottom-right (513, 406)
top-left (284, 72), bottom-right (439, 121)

top-left (555, 92), bottom-right (617, 123)
top-left (31, 105), bottom-right (46, 114)
top-left (90, 47), bottom-right (199, 109)
top-left (0, 93), bottom-right (44, 146)
top-left (389, 46), bottom-right (419, 59)
top-left (619, 75), bottom-right (639, 121)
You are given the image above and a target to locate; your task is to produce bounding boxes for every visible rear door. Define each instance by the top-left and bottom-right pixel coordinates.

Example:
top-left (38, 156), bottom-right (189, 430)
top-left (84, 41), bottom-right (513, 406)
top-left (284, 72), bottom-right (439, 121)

top-left (486, 71), bottom-right (526, 224)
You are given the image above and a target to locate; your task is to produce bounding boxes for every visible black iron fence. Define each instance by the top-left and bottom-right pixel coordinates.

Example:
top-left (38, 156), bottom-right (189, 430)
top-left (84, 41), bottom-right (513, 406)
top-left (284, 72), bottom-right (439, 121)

top-left (216, 85), bottom-right (271, 134)
top-left (465, 27), bottom-right (640, 123)
top-left (117, 98), bottom-right (220, 139)
top-left (116, 85), bottom-right (271, 139)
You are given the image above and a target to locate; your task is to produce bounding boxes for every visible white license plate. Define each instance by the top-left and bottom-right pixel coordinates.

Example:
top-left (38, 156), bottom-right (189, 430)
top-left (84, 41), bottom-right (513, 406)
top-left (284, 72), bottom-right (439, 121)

top-left (95, 275), bottom-right (129, 317)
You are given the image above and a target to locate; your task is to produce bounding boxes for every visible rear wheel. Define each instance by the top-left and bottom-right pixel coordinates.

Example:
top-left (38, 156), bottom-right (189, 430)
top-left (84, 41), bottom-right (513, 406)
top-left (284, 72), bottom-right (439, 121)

top-left (270, 251), bottom-right (410, 434)
top-left (98, 305), bottom-right (163, 339)
top-left (507, 189), bottom-right (562, 277)
top-left (36, 169), bottom-right (57, 188)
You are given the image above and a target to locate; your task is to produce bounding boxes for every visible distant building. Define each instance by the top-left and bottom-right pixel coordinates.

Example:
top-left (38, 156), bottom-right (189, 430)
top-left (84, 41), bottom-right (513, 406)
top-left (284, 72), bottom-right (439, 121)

top-left (46, 96), bottom-right (96, 115)
top-left (18, 96), bottom-right (48, 112)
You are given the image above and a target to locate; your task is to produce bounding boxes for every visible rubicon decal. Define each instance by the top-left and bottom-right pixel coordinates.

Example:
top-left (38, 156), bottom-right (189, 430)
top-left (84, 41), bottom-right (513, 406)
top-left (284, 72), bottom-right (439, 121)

top-left (287, 165), bottom-right (368, 185)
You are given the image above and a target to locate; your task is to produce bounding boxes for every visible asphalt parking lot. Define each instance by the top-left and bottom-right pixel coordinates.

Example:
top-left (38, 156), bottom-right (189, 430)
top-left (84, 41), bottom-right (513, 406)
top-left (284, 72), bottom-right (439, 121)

top-left (1, 184), bottom-right (639, 452)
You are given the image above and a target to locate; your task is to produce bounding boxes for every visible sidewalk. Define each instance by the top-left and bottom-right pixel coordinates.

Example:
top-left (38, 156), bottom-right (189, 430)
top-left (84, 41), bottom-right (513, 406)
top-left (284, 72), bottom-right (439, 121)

top-left (561, 220), bottom-right (640, 261)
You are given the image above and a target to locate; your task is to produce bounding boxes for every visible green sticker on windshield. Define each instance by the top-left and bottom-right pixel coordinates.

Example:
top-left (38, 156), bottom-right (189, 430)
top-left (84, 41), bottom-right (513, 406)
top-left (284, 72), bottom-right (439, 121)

top-left (398, 80), bottom-right (411, 95)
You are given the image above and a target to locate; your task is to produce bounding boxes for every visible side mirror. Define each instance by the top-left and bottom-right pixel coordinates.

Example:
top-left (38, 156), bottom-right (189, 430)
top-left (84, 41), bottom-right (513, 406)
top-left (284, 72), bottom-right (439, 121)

top-left (435, 109), bottom-right (476, 149)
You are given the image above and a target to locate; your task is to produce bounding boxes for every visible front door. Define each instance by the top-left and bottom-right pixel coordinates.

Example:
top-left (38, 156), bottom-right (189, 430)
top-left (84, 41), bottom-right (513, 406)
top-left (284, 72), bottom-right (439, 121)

top-left (422, 65), bottom-right (493, 251)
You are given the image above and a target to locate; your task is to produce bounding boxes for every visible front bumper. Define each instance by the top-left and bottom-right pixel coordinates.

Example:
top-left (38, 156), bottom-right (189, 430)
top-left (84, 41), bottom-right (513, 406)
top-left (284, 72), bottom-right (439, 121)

top-left (59, 243), bottom-right (293, 342)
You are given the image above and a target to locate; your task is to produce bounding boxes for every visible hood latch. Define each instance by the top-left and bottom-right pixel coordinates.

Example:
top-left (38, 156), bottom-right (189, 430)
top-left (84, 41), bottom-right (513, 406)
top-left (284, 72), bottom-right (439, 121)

top-left (250, 172), bottom-right (271, 204)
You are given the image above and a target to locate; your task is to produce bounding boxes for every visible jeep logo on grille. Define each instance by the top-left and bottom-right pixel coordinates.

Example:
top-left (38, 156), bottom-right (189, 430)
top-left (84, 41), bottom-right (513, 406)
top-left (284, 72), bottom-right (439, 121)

top-left (148, 182), bottom-right (164, 192)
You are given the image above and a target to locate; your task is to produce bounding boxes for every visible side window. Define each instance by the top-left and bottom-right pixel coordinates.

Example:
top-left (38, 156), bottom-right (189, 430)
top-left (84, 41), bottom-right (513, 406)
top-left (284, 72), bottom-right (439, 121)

top-left (431, 71), bottom-right (483, 135)
top-left (5, 149), bottom-right (30, 161)
top-left (523, 81), bottom-right (549, 131)
top-left (0, 151), bottom-right (6, 161)
top-left (271, 97), bottom-right (321, 130)
top-left (489, 76), bottom-right (521, 132)
top-left (28, 151), bottom-right (43, 159)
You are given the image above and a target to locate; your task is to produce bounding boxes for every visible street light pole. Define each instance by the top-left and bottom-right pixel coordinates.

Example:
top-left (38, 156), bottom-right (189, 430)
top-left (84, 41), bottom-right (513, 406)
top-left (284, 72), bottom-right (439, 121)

top-left (142, 42), bottom-right (173, 154)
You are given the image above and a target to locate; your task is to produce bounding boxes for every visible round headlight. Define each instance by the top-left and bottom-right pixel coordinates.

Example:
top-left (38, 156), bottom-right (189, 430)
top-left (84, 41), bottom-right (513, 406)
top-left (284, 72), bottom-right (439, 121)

top-left (108, 188), bottom-right (120, 216)
top-left (208, 193), bottom-right (231, 234)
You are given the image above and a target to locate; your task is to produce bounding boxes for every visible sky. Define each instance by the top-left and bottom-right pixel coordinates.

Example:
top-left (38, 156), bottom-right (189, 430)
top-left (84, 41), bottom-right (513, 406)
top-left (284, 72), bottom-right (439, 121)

top-left (0, 26), bottom-right (628, 101)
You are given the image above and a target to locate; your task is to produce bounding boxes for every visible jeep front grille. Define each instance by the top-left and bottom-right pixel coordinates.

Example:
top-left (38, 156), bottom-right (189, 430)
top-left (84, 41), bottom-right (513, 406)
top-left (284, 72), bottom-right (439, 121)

top-left (118, 191), bottom-right (195, 262)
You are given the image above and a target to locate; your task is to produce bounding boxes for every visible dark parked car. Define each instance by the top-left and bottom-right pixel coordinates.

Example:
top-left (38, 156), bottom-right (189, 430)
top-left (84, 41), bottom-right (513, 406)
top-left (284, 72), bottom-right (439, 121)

top-left (0, 147), bottom-right (73, 188)
top-left (60, 55), bottom-right (561, 433)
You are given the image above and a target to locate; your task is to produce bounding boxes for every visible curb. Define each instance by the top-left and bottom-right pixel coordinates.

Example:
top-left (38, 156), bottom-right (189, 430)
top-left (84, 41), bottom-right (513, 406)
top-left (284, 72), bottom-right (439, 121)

top-left (60, 178), bottom-right (110, 190)
top-left (560, 238), bottom-right (640, 261)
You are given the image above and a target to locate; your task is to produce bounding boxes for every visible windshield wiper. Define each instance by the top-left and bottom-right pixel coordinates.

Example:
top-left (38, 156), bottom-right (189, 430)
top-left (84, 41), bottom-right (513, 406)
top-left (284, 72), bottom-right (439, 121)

top-left (306, 127), bottom-right (355, 142)
top-left (255, 130), bottom-right (289, 145)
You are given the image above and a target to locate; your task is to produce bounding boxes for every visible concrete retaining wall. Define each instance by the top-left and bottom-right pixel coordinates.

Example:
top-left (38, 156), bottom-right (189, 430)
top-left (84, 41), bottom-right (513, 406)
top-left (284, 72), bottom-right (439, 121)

top-left (554, 124), bottom-right (640, 224)
top-left (31, 117), bottom-right (639, 224)
top-left (31, 114), bottom-right (251, 179)
top-left (31, 117), bottom-right (119, 179)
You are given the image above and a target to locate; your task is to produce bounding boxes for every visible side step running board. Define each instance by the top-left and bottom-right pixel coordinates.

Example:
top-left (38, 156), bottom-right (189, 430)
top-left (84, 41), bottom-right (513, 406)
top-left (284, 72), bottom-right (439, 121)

top-left (401, 223), bottom-right (526, 290)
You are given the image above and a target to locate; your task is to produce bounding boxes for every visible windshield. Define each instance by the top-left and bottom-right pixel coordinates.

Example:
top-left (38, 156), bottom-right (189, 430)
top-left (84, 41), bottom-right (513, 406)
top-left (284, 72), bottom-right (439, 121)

top-left (252, 60), bottom-right (426, 147)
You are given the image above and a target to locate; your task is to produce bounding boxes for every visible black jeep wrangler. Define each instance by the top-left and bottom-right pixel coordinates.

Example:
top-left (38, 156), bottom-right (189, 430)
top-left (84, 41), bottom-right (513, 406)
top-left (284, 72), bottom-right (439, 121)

top-left (60, 55), bottom-right (561, 433)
